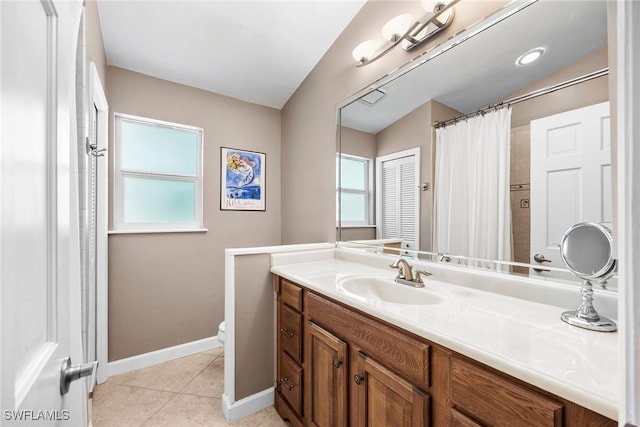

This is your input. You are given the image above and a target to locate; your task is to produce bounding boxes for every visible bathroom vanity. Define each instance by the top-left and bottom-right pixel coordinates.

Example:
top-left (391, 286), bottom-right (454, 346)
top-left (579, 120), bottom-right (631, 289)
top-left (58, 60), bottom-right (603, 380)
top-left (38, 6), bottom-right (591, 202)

top-left (270, 249), bottom-right (618, 426)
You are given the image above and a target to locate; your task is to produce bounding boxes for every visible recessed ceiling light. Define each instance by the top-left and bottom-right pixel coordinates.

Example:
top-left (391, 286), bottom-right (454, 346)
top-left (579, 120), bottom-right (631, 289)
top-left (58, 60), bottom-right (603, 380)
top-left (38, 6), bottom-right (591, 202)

top-left (516, 47), bottom-right (545, 66)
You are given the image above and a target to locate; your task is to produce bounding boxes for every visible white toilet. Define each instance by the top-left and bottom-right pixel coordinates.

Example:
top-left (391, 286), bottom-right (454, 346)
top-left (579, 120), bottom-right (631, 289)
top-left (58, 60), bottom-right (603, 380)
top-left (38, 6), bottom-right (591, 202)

top-left (218, 321), bottom-right (225, 345)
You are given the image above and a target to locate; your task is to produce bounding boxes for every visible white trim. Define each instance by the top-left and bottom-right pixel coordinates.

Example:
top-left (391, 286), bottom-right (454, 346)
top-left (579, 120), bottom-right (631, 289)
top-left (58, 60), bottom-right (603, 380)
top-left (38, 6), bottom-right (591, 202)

top-left (223, 251), bottom-right (236, 415)
top-left (222, 387), bottom-right (275, 423)
top-left (337, 153), bottom-right (374, 227)
top-left (225, 242), bottom-right (334, 256)
top-left (108, 228), bottom-right (208, 235)
top-left (88, 62), bottom-right (110, 385)
top-left (375, 147), bottom-right (421, 250)
top-left (107, 336), bottom-right (221, 377)
top-left (616, 1), bottom-right (640, 424)
top-left (223, 243), bottom-right (334, 422)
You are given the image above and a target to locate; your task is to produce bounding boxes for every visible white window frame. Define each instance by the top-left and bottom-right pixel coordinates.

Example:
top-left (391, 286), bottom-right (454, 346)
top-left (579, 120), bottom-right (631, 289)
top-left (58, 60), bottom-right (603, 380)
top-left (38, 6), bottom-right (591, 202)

top-left (337, 153), bottom-right (374, 227)
top-left (112, 113), bottom-right (205, 233)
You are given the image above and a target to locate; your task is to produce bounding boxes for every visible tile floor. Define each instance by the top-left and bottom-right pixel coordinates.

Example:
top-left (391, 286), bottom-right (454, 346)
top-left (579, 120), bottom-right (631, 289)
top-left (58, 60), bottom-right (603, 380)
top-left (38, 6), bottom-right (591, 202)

top-left (92, 347), bottom-right (288, 427)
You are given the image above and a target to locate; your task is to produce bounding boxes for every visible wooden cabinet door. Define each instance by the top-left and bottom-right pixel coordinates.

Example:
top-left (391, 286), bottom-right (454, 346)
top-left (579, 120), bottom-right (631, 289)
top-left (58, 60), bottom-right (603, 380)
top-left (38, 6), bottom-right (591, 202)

top-left (354, 352), bottom-right (430, 427)
top-left (305, 322), bottom-right (348, 427)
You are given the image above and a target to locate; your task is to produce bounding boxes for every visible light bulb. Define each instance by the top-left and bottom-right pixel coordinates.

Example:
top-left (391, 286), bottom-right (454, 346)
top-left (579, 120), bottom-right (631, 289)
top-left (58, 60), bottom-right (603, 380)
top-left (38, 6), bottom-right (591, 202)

top-left (352, 40), bottom-right (381, 64)
top-left (381, 14), bottom-right (413, 42)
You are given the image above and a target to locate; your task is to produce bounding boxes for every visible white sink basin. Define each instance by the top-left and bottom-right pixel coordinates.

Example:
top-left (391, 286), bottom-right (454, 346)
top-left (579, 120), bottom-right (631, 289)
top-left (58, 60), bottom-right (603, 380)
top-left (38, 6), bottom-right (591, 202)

top-left (337, 275), bottom-right (444, 305)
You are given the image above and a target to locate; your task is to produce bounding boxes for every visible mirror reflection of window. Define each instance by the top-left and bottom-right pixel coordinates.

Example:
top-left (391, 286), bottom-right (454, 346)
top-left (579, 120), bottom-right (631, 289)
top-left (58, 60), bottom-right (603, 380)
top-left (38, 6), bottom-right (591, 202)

top-left (337, 154), bottom-right (373, 226)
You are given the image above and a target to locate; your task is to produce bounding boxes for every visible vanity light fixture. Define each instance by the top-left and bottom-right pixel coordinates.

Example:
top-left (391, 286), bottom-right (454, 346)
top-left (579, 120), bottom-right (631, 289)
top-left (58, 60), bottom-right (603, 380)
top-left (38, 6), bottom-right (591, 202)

top-left (516, 47), bottom-right (545, 66)
top-left (352, 0), bottom-right (459, 67)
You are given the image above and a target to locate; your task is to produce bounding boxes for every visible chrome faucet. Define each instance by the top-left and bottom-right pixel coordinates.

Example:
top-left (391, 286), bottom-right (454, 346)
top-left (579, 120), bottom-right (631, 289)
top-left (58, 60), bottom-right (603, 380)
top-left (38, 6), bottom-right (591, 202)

top-left (389, 258), bottom-right (432, 288)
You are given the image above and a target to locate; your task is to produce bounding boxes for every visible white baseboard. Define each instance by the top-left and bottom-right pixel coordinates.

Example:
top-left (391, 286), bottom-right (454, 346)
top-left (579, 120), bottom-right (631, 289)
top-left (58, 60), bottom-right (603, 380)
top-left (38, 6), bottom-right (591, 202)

top-left (221, 388), bottom-right (274, 422)
top-left (106, 336), bottom-right (222, 378)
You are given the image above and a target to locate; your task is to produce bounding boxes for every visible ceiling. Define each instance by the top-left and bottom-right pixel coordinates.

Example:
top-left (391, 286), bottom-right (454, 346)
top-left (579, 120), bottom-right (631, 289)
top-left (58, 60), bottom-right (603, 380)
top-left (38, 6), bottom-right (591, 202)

top-left (341, 0), bottom-right (608, 134)
top-left (97, 0), bottom-right (366, 109)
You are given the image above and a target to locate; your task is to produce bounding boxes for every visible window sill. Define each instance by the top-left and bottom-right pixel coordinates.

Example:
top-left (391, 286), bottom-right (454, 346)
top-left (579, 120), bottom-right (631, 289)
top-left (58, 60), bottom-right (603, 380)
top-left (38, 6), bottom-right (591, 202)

top-left (108, 228), bottom-right (208, 235)
top-left (336, 225), bottom-right (377, 229)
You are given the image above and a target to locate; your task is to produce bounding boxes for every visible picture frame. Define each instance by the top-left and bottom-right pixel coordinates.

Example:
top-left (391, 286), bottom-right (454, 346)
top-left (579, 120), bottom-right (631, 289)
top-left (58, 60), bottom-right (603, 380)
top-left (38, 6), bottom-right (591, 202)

top-left (220, 147), bottom-right (266, 211)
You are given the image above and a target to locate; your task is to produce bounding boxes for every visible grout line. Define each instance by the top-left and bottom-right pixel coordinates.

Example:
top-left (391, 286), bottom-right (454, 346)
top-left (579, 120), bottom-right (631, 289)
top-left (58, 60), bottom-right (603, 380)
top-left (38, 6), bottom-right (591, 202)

top-left (176, 358), bottom-right (217, 394)
top-left (109, 382), bottom-right (182, 395)
top-left (139, 392), bottom-right (181, 427)
top-left (178, 390), bottom-right (223, 399)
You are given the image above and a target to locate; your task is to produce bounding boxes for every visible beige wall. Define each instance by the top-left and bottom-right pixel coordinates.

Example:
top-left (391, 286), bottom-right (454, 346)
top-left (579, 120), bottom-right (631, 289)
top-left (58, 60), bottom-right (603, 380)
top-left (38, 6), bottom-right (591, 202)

top-left (106, 67), bottom-right (281, 361)
top-left (234, 254), bottom-right (275, 401)
top-left (341, 126), bottom-right (376, 159)
top-left (85, 0), bottom-right (106, 85)
top-left (281, 0), bottom-right (508, 245)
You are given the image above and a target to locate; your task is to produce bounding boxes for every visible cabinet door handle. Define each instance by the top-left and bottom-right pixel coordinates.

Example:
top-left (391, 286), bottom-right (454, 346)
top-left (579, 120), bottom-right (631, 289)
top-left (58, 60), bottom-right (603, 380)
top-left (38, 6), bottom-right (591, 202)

top-left (280, 328), bottom-right (294, 338)
top-left (280, 377), bottom-right (295, 390)
top-left (354, 374), bottom-right (364, 385)
top-left (333, 359), bottom-right (342, 368)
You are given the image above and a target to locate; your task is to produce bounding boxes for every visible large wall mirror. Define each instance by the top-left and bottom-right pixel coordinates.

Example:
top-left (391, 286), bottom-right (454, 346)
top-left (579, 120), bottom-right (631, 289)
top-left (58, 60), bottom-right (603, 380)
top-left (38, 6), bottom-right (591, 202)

top-left (337, 0), bottom-right (616, 289)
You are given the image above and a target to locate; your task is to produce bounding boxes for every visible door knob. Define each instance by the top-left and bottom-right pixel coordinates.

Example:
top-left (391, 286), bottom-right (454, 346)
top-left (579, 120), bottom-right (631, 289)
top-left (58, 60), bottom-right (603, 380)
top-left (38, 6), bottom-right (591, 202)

top-left (60, 357), bottom-right (96, 395)
top-left (533, 253), bottom-right (552, 263)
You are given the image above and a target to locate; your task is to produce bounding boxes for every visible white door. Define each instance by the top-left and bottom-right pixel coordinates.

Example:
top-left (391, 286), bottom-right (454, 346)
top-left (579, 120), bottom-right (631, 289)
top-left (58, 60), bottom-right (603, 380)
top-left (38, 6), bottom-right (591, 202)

top-left (530, 102), bottom-right (611, 278)
top-left (1, 0), bottom-right (86, 425)
top-left (376, 148), bottom-right (420, 255)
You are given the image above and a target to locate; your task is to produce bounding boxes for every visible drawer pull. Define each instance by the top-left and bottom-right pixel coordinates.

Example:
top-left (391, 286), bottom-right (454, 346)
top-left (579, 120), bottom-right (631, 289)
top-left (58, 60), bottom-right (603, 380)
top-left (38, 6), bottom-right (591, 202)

top-left (354, 374), bottom-right (364, 385)
top-left (280, 328), bottom-right (295, 338)
top-left (280, 377), bottom-right (295, 391)
top-left (333, 359), bottom-right (343, 368)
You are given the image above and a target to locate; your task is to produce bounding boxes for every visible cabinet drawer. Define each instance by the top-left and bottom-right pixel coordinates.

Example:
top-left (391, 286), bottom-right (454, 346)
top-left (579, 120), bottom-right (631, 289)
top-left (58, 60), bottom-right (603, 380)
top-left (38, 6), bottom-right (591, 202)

top-left (306, 292), bottom-right (430, 388)
top-left (450, 408), bottom-right (482, 427)
top-left (280, 278), bottom-right (303, 312)
top-left (280, 303), bottom-right (302, 363)
top-left (450, 358), bottom-right (563, 427)
top-left (280, 353), bottom-right (303, 417)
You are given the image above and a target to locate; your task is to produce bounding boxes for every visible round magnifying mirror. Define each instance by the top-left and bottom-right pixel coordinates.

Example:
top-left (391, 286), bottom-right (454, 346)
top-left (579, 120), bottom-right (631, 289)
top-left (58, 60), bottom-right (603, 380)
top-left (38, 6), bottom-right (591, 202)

top-left (560, 222), bottom-right (615, 280)
top-left (559, 222), bottom-right (616, 332)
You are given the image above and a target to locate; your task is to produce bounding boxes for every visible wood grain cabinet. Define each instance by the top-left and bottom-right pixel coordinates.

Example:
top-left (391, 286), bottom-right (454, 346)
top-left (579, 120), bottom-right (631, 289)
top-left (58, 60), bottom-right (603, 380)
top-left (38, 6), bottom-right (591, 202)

top-left (450, 357), bottom-right (563, 427)
top-left (274, 276), bottom-right (616, 427)
top-left (275, 278), bottom-right (305, 426)
top-left (353, 352), bottom-right (430, 427)
top-left (305, 321), bottom-right (348, 427)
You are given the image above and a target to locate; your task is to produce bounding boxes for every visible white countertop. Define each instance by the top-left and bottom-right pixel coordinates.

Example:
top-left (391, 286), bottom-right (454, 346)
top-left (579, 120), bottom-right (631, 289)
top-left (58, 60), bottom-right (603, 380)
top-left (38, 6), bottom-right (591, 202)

top-left (270, 248), bottom-right (619, 420)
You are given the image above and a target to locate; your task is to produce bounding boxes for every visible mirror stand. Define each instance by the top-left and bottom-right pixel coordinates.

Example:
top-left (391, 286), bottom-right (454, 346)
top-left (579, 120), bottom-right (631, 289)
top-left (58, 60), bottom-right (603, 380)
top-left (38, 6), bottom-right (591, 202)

top-left (561, 280), bottom-right (617, 332)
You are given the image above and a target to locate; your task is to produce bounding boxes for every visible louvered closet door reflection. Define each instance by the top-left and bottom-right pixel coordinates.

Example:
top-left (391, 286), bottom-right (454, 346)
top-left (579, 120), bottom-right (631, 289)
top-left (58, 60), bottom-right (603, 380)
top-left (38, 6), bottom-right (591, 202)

top-left (380, 155), bottom-right (418, 252)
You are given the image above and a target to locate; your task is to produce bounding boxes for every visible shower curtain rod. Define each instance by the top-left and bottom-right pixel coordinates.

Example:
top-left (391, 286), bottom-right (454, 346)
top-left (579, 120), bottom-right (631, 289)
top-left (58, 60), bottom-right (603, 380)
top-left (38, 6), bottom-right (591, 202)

top-left (433, 67), bottom-right (609, 129)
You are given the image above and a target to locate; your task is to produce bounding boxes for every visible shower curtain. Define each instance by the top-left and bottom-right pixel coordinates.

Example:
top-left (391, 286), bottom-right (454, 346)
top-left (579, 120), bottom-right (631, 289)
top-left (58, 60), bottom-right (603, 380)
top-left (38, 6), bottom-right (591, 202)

top-left (433, 108), bottom-right (512, 265)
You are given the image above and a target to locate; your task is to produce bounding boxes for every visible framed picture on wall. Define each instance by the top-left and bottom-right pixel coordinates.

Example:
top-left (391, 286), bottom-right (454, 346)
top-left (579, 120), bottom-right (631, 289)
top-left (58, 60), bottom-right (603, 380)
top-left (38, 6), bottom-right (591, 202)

top-left (220, 147), bottom-right (266, 211)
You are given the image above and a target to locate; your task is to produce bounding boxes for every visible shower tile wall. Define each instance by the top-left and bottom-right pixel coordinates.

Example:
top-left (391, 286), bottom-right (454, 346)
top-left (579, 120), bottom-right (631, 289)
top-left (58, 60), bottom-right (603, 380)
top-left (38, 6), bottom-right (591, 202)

top-left (510, 125), bottom-right (531, 275)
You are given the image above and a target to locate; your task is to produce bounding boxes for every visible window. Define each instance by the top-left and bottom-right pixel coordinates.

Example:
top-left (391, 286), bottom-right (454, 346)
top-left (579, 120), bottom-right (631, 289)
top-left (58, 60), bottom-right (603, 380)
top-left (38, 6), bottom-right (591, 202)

top-left (337, 154), bottom-right (373, 226)
top-left (113, 113), bottom-right (204, 232)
